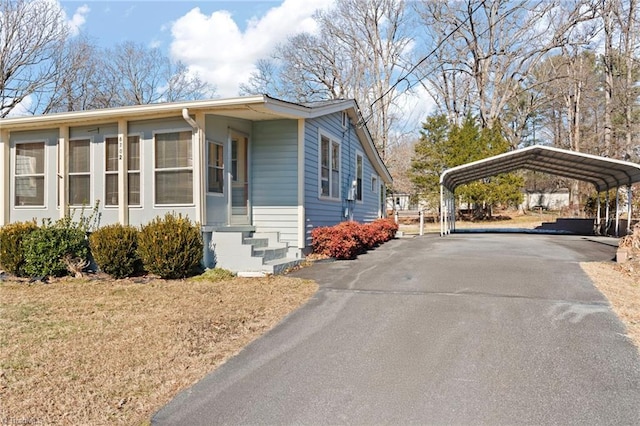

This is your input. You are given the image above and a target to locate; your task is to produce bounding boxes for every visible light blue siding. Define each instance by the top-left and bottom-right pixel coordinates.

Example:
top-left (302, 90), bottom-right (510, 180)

top-left (251, 120), bottom-right (299, 246)
top-left (303, 111), bottom-right (382, 246)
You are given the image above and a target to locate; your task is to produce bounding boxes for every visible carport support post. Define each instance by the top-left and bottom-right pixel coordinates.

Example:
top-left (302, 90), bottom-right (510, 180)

top-left (451, 193), bottom-right (456, 232)
top-left (605, 191), bottom-right (610, 235)
top-left (440, 184), bottom-right (444, 236)
top-left (616, 188), bottom-right (620, 237)
top-left (596, 192), bottom-right (602, 235)
top-left (627, 185), bottom-right (633, 235)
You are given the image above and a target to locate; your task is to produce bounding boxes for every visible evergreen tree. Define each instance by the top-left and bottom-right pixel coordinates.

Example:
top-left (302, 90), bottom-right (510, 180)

top-left (411, 114), bottom-right (524, 217)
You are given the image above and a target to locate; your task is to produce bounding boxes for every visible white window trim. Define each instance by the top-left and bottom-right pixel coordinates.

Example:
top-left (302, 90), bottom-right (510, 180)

top-left (68, 137), bottom-right (92, 207)
top-left (318, 129), bottom-right (341, 201)
top-left (207, 139), bottom-right (225, 196)
top-left (13, 139), bottom-right (47, 209)
top-left (341, 111), bottom-right (348, 129)
top-left (152, 128), bottom-right (194, 207)
top-left (371, 174), bottom-right (379, 194)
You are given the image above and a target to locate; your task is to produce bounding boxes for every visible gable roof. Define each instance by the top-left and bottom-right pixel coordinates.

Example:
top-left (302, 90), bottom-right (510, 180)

top-left (0, 95), bottom-right (391, 183)
top-left (440, 145), bottom-right (640, 193)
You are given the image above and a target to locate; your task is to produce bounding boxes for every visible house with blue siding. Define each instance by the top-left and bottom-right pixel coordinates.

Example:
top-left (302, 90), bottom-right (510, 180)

top-left (0, 95), bottom-right (392, 274)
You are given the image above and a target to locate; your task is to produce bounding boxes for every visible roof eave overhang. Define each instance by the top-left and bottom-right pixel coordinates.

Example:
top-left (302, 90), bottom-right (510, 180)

top-left (0, 95), bottom-right (393, 185)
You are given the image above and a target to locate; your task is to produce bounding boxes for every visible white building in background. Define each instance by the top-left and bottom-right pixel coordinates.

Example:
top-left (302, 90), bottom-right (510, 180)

top-left (521, 189), bottom-right (570, 210)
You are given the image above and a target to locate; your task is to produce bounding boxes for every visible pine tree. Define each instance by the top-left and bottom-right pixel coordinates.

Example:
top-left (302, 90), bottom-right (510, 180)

top-left (411, 114), bottom-right (524, 217)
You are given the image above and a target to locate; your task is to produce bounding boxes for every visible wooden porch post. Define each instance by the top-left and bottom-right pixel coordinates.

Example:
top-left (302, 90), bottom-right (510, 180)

top-left (0, 129), bottom-right (9, 225)
top-left (58, 126), bottom-right (69, 219)
top-left (117, 119), bottom-right (128, 225)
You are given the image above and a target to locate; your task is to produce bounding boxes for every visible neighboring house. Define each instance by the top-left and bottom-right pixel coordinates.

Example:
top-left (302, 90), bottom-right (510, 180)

top-left (521, 189), bottom-right (570, 211)
top-left (0, 95), bottom-right (392, 274)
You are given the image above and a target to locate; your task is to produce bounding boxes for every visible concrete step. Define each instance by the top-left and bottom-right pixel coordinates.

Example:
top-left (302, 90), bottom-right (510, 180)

top-left (252, 247), bottom-right (288, 262)
top-left (237, 258), bottom-right (303, 276)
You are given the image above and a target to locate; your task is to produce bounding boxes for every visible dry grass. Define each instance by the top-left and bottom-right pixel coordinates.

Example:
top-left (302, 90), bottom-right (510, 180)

top-left (0, 274), bottom-right (317, 425)
top-left (399, 211), bottom-right (560, 234)
top-left (582, 260), bottom-right (640, 348)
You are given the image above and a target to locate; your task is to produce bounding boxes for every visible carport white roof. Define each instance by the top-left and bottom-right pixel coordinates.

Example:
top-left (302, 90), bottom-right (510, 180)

top-left (440, 145), bottom-right (640, 193)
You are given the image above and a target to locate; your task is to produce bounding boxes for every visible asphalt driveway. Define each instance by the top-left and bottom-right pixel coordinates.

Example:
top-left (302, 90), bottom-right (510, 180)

top-left (153, 233), bottom-right (640, 425)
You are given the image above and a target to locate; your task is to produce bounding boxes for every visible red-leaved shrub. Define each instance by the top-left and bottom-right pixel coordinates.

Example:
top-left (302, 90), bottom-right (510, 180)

top-left (368, 218), bottom-right (398, 243)
top-left (311, 218), bottom-right (398, 259)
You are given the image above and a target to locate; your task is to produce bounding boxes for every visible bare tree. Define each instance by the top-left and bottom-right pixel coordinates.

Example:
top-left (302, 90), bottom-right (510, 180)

top-left (242, 0), bottom-right (413, 159)
top-left (606, 0), bottom-right (640, 160)
top-left (415, 0), bottom-right (598, 147)
top-left (239, 59), bottom-right (285, 97)
top-left (0, 0), bottom-right (68, 117)
top-left (34, 36), bottom-right (103, 113)
top-left (102, 41), bottom-right (214, 107)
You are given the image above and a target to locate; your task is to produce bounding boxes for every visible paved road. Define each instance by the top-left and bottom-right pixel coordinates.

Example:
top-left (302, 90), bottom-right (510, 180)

top-left (153, 234), bottom-right (640, 425)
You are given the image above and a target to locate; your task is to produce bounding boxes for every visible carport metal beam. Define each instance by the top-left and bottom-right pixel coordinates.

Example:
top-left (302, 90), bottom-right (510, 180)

top-left (439, 145), bottom-right (640, 237)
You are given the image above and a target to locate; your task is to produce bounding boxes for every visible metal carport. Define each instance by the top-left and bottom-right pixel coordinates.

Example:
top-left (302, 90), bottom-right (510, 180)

top-left (439, 145), bottom-right (640, 236)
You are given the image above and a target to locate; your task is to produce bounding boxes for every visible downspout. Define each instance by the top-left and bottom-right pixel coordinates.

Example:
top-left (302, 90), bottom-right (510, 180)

top-left (297, 119), bottom-right (306, 253)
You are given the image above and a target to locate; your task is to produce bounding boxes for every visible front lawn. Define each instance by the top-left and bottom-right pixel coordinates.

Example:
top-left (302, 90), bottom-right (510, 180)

top-left (0, 274), bottom-right (317, 425)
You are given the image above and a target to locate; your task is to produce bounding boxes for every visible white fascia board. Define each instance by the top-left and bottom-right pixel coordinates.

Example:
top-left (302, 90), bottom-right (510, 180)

top-left (0, 96), bottom-right (269, 130)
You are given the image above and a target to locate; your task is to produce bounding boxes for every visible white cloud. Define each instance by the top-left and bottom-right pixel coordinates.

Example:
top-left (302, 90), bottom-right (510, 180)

top-left (67, 4), bottom-right (90, 37)
top-left (6, 96), bottom-right (33, 117)
top-left (170, 0), bottom-right (334, 98)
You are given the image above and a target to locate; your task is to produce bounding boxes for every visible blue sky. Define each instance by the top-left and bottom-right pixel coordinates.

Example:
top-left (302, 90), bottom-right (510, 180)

top-left (59, 0), bottom-right (334, 96)
top-left (54, 0), bottom-right (433, 125)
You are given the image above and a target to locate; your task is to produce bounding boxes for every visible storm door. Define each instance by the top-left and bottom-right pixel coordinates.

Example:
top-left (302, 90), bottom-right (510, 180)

top-left (229, 132), bottom-right (249, 224)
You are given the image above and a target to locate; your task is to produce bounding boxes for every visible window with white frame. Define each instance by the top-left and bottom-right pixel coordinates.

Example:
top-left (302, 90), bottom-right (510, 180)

top-left (15, 142), bottom-right (45, 207)
top-left (320, 134), bottom-right (340, 199)
top-left (208, 140), bottom-right (224, 193)
top-left (356, 152), bottom-right (363, 202)
top-left (128, 135), bottom-right (141, 205)
top-left (371, 175), bottom-right (378, 193)
top-left (68, 139), bottom-right (91, 206)
top-left (155, 131), bottom-right (193, 205)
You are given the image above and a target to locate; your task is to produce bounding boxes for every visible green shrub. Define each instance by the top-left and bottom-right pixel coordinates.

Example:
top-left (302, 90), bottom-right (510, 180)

top-left (137, 213), bottom-right (203, 279)
top-left (0, 221), bottom-right (38, 276)
top-left (22, 220), bottom-right (89, 278)
top-left (89, 224), bottom-right (141, 279)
